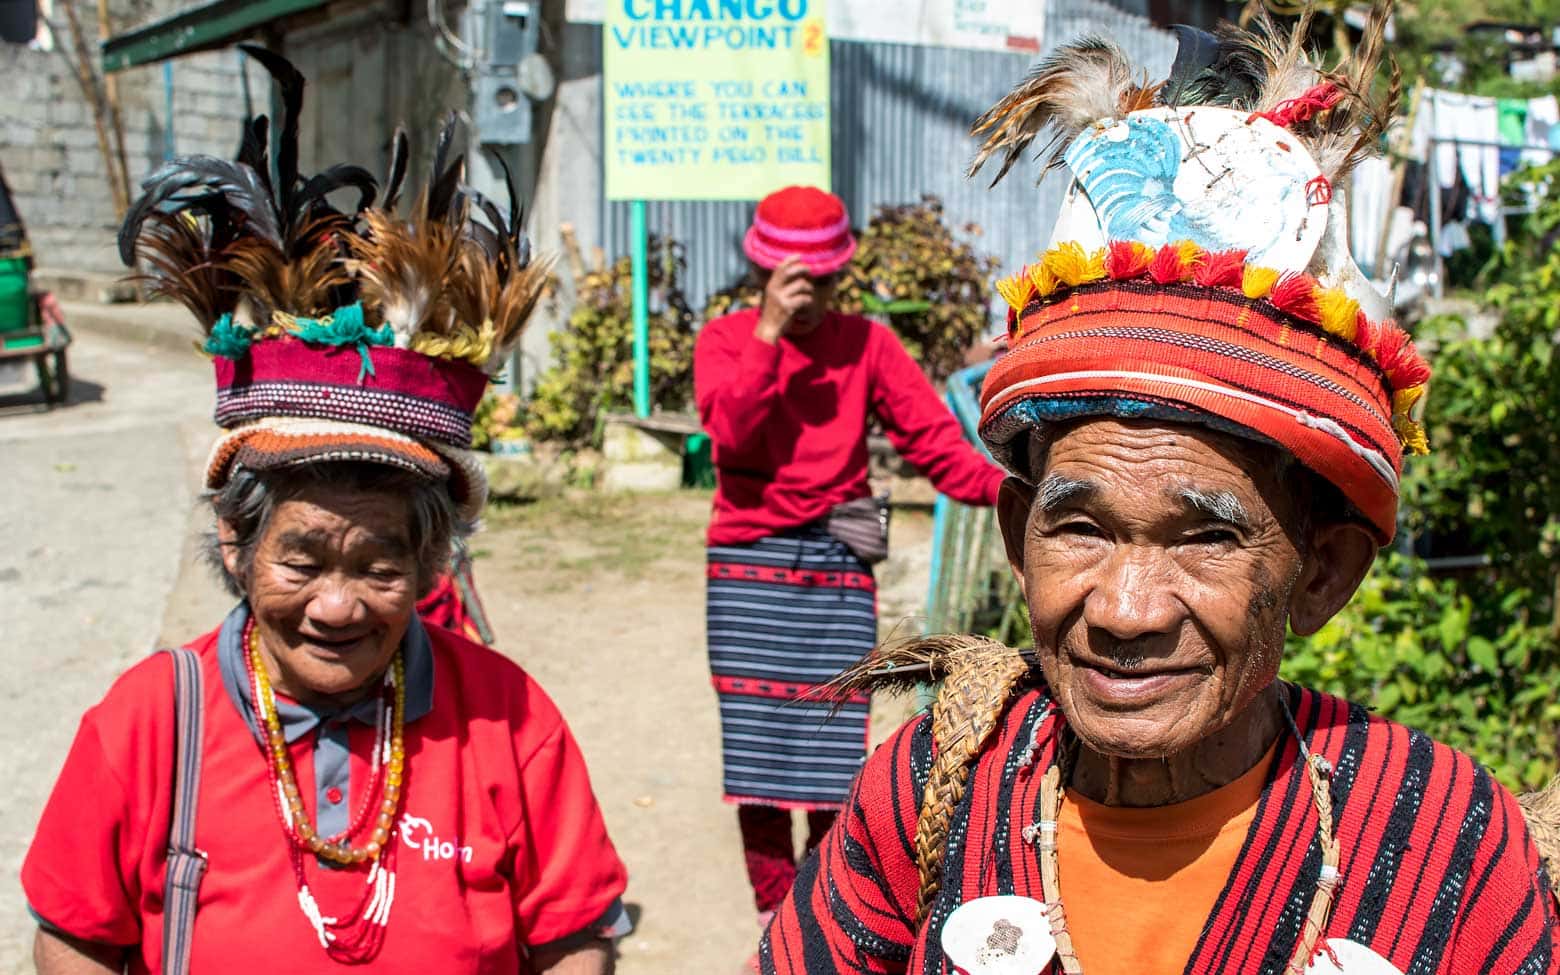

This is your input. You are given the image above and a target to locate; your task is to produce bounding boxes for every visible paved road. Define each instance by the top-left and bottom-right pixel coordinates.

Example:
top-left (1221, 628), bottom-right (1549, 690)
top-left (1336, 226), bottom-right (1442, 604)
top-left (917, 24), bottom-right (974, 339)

top-left (0, 332), bottom-right (216, 972)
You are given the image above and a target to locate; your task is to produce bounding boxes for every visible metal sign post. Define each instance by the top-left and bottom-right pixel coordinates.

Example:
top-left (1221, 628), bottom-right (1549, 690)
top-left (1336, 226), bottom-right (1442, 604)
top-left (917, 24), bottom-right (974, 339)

top-left (631, 199), bottom-right (651, 418)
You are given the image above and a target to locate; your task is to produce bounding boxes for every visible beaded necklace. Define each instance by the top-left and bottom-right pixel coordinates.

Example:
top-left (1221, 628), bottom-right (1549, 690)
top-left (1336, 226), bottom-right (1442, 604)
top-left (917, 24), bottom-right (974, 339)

top-left (1022, 692), bottom-right (1340, 975)
top-left (245, 623), bottom-right (407, 961)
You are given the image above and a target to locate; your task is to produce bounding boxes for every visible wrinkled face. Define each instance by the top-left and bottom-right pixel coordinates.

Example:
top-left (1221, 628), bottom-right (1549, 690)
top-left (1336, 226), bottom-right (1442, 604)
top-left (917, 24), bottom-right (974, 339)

top-left (224, 485), bottom-right (420, 704)
top-left (1000, 419), bottom-right (1307, 761)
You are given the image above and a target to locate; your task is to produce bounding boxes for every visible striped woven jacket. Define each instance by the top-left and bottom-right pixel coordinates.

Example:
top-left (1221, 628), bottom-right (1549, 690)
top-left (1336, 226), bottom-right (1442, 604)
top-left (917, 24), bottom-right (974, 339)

top-left (760, 684), bottom-right (1558, 974)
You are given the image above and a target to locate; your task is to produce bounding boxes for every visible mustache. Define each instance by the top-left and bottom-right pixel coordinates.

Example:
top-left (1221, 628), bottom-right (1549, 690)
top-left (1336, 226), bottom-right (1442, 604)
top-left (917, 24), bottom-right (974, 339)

top-left (1094, 637), bottom-right (1153, 670)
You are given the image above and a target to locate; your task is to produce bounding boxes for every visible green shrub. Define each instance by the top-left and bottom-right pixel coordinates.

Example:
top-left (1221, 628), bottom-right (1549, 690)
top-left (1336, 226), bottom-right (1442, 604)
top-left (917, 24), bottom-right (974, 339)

top-left (526, 236), bottom-right (697, 446)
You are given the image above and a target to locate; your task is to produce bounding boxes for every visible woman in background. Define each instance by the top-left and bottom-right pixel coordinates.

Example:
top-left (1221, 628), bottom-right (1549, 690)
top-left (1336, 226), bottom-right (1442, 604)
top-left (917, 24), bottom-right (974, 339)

top-left (693, 185), bottom-right (1005, 946)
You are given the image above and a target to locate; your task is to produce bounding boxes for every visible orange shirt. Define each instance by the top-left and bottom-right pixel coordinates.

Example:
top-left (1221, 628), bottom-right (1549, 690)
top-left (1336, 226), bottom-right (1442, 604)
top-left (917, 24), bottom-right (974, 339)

top-left (1057, 744), bottom-right (1278, 974)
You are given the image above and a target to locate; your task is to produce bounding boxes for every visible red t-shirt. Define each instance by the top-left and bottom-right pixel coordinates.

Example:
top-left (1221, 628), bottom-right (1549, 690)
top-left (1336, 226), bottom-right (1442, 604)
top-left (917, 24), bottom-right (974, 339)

top-left (694, 309), bottom-right (1004, 546)
top-left (23, 624), bottom-right (627, 973)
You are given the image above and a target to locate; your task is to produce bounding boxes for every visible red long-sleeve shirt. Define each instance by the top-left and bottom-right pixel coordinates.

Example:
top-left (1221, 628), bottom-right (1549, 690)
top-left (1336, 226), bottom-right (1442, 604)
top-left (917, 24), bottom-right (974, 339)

top-left (694, 308), bottom-right (1005, 546)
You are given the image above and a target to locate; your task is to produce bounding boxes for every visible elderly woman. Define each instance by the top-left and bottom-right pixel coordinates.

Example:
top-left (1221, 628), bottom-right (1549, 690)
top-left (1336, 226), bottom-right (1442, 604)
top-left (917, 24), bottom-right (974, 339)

top-left (762, 10), bottom-right (1557, 975)
top-left (23, 51), bottom-right (626, 974)
top-left (694, 185), bottom-right (1005, 930)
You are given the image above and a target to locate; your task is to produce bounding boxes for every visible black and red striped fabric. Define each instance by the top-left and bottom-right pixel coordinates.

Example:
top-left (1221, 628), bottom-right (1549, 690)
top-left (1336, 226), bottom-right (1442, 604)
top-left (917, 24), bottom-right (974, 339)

top-left (761, 683), bottom-right (1558, 974)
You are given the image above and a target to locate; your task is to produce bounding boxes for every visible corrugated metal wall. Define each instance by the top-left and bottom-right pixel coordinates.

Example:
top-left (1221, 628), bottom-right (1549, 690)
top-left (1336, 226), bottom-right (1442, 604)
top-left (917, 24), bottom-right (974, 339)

top-left (601, 0), bottom-right (1174, 311)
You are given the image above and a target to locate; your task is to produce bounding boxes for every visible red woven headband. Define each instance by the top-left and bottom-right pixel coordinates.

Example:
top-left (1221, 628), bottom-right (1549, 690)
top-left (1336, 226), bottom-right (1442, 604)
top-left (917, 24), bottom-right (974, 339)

top-left (979, 240), bottom-right (1431, 542)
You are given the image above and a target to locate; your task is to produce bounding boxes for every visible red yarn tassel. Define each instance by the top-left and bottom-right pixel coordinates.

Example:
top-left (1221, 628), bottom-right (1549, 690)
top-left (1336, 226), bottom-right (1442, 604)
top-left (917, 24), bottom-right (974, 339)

top-left (1374, 322), bottom-right (1433, 388)
top-left (1149, 244), bottom-right (1194, 284)
top-left (1353, 311), bottom-right (1377, 357)
top-left (1105, 240), bottom-right (1154, 280)
top-left (1194, 249), bottom-right (1248, 288)
top-left (1267, 273), bottom-right (1320, 322)
top-left (1257, 83), bottom-right (1344, 129)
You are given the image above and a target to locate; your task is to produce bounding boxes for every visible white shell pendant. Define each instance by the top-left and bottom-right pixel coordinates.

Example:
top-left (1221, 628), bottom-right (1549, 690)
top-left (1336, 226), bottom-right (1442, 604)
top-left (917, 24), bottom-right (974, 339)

top-left (941, 896), bottom-right (1056, 975)
top-left (1305, 938), bottom-right (1405, 975)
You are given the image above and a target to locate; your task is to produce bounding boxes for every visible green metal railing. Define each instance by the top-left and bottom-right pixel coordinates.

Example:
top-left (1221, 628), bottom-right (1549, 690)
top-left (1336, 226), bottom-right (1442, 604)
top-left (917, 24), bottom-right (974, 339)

top-left (923, 360), bottom-right (1027, 646)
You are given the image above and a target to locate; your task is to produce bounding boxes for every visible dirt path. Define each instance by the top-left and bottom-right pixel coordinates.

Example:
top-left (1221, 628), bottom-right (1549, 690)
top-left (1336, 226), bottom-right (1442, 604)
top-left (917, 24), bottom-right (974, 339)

top-left (470, 491), bottom-right (931, 974)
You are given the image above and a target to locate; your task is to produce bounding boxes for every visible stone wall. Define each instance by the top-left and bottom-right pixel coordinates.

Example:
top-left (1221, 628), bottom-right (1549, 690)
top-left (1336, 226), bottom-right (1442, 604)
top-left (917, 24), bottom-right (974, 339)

top-left (0, 7), bottom-right (257, 274)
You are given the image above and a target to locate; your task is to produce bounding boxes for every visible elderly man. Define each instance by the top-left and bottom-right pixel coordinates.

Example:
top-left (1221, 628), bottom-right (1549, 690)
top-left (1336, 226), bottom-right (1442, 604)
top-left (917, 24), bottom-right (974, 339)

top-left (760, 8), bottom-right (1557, 975)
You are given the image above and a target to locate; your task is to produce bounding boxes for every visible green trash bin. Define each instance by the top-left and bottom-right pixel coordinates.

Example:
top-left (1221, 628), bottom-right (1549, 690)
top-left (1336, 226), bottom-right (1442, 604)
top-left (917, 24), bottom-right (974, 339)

top-left (683, 432), bottom-right (715, 489)
top-left (0, 255), bottom-right (29, 335)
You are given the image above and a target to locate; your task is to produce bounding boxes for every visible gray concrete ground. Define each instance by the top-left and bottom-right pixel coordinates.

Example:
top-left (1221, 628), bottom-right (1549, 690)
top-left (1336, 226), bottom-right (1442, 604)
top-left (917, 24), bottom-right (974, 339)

top-left (0, 326), bottom-right (214, 973)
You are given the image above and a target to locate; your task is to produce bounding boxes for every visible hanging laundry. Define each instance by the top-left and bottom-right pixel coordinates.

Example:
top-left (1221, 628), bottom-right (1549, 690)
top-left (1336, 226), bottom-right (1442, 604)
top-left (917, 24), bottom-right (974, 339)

top-left (1497, 98), bottom-right (1528, 177)
top-left (1525, 94), bottom-right (1559, 167)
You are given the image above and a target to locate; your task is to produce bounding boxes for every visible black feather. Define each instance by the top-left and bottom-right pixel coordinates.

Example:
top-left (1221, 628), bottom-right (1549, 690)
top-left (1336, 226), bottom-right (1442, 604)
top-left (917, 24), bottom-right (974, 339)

top-left (483, 147), bottom-right (521, 239)
top-left (382, 128), bottom-right (410, 211)
top-left (238, 44), bottom-right (305, 220)
top-left (1178, 23), bottom-right (1269, 108)
top-left (118, 155), bottom-right (280, 265)
top-left (1164, 25), bottom-right (1221, 106)
top-left (299, 164), bottom-right (379, 215)
top-left (237, 115), bottom-right (271, 195)
top-left (425, 115), bottom-right (466, 223)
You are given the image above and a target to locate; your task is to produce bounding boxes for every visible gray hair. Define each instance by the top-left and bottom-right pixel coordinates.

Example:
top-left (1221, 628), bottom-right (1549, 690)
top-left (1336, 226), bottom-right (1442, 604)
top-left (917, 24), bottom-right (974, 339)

top-left (203, 462), bottom-right (473, 599)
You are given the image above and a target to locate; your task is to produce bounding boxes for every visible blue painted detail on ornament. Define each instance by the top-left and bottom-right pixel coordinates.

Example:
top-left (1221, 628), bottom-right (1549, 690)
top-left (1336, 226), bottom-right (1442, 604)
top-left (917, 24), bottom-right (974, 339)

top-left (1062, 110), bottom-right (1319, 264)
top-left (1063, 116), bottom-right (1183, 243)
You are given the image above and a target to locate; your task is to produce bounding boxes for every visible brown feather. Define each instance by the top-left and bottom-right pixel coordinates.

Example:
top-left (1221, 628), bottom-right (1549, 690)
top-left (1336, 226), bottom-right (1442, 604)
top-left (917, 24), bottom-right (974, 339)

top-left (131, 210), bottom-right (243, 329)
top-left (347, 203), bottom-right (464, 344)
top-left (223, 212), bottom-right (352, 323)
top-left (1251, 4), bottom-right (1320, 115)
top-left (968, 37), bottom-right (1140, 185)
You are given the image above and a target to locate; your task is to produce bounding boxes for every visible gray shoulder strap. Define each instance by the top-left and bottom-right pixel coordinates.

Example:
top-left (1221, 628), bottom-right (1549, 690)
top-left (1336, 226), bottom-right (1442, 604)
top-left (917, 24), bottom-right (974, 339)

top-left (161, 647), bottom-right (207, 975)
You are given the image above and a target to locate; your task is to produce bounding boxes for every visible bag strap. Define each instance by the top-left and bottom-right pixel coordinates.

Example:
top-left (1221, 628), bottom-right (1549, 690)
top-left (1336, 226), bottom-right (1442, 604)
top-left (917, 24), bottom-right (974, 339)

top-left (161, 647), bottom-right (208, 975)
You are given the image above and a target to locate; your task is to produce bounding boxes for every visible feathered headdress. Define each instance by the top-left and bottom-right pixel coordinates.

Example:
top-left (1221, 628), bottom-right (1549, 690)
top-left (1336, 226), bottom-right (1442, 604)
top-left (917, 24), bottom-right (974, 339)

top-left (119, 48), bottom-right (551, 521)
top-left (969, 0), bottom-right (1429, 543)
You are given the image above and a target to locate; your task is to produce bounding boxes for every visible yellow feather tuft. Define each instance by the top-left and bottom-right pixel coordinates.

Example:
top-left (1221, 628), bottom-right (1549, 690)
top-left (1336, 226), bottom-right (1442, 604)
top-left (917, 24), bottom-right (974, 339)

top-left (1028, 261), bottom-right (1060, 298)
top-left (1041, 242), bottom-right (1106, 288)
top-left (995, 271), bottom-right (1033, 311)
top-left (1242, 266), bottom-right (1280, 300)
top-left (1393, 413), bottom-right (1430, 455)
top-left (1174, 240), bottom-right (1205, 268)
top-left (411, 320), bottom-right (496, 367)
top-left (1392, 383), bottom-right (1427, 418)
top-left (1315, 288), bottom-right (1360, 342)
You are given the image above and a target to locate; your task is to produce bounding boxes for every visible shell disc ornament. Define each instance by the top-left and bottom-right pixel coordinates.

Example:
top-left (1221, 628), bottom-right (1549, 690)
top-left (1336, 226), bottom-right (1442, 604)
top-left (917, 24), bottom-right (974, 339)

top-left (940, 895), bottom-right (1056, 975)
top-left (1305, 938), bottom-right (1405, 975)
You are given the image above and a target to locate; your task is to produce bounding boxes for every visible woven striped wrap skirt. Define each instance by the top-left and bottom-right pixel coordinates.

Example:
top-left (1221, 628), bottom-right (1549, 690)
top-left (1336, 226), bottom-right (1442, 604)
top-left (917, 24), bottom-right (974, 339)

top-left (706, 528), bottom-right (875, 810)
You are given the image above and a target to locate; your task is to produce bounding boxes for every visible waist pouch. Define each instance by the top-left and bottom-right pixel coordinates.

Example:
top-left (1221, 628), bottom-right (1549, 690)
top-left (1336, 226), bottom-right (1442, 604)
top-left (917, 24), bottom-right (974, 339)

top-left (826, 494), bottom-right (891, 564)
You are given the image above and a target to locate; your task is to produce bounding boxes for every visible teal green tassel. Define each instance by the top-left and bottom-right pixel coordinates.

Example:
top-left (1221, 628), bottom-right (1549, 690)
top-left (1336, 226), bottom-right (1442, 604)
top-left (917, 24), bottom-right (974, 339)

top-left (201, 313), bottom-right (257, 359)
top-left (288, 303), bottom-right (396, 381)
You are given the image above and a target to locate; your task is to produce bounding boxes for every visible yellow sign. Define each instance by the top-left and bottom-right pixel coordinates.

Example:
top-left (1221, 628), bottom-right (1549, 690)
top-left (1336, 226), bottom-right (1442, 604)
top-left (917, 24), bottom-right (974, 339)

top-left (604, 0), bottom-right (831, 201)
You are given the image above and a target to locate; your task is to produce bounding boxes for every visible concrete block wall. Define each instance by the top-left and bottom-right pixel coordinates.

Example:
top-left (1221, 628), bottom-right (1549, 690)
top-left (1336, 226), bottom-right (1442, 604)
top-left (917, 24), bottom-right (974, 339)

top-left (0, 6), bottom-right (258, 274)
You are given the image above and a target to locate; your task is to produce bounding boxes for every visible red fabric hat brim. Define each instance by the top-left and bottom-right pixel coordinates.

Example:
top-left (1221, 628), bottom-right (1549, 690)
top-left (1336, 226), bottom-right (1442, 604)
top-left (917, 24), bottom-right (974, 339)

top-left (979, 281), bottom-right (1403, 542)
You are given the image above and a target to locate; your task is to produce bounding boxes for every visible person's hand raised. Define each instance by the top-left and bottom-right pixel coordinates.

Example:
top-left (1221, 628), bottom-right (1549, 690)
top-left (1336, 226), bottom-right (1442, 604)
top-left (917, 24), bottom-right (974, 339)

top-left (755, 257), bottom-right (814, 344)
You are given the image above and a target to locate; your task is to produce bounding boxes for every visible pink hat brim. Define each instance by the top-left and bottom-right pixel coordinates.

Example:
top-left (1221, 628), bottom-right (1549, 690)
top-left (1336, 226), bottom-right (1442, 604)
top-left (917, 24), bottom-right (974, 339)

top-left (743, 225), bottom-right (857, 276)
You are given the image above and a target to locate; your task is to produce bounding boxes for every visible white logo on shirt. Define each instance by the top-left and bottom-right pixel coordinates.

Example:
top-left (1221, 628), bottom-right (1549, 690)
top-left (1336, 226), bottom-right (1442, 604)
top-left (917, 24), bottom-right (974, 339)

top-left (399, 814), bottom-right (474, 863)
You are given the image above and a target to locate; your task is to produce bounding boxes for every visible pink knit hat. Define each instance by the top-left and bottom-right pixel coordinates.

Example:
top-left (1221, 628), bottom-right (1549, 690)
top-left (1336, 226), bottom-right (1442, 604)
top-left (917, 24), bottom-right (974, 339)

top-left (743, 186), bottom-right (857, 276)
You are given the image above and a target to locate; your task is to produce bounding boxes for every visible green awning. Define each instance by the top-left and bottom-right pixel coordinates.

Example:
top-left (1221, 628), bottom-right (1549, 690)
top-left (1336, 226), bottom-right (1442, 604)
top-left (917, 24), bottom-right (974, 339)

top-left (100, 0), bottom-right (329, 72)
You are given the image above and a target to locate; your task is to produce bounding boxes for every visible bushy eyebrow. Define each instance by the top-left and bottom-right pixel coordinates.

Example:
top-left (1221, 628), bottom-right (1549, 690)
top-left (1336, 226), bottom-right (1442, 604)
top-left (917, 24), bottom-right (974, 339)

top-left (275, 529), bottom-right (412, 557)
top-left (1036, 475), bottom-right (1097, 513)
top-left (1174, 487), bottom-right (1252, 530)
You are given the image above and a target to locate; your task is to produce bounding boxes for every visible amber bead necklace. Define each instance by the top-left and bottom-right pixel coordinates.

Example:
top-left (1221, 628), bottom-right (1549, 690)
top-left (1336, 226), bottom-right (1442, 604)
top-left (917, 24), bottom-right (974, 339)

top-left (245, 622), bottom-right (406, 960)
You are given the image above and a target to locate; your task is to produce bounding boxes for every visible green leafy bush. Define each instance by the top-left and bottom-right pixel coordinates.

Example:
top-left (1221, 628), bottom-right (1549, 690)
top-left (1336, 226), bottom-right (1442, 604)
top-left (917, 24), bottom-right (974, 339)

top-left (703, 196), bottom-right (998, 383)
top-left (526, 235), bottom-right (697, 446)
